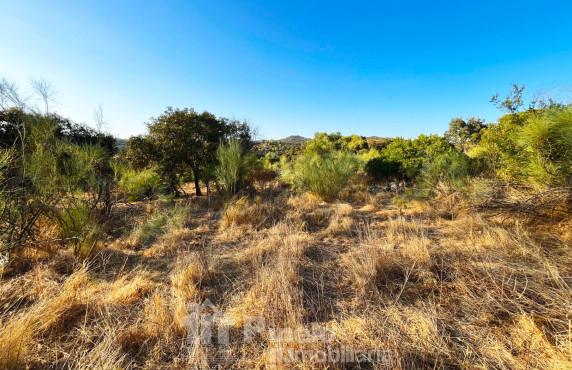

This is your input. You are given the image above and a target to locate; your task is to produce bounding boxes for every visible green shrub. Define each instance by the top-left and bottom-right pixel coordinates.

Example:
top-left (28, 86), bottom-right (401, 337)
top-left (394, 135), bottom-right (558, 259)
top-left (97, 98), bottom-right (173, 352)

top-left (357, 148), bottom-right (381, 164)
top-left (264, 152), bottom-right (280, 165)
top-left (131, 212), bottom-right (167, 245)
top-left (216, 139), bottom-right (244, 200)
top-left (471, 105), bottom-right (572, 187)
top-left (292, 151), bottom-right (360, 201)
top-left (57, 203), bottom-right (102, 258)
top-left (278, 155), bottom-right (296, 184)
top-left (364, 157), bottom-right (402, 181)
top-left (469, 116), bottom-right (526, 181)
top-left (0, 82), bottom-right (117, 262)
top-left (130, 205), bottom-right (189, 245)
top-left (420, 150), bottom-right (474, 190)
top-left (119, 168), bottom-right (161, 201)
top-left (518, 106), bottom-right (572, 186)
top-left (26, 141), bottom-right (114, 258)
top-left (378, 134), bottom-right (452, 179)
top-left (303, 132), bottom-right (368, 156)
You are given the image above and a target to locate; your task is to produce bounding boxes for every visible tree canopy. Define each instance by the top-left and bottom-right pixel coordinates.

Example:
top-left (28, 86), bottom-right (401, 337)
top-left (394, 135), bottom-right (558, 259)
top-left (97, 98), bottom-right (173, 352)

top-left (0, 108), bottom-right (117, 156)
top-left (444, 117), bottom-right (487, 152)
top-left (303, 132), bottom-right (368, 156)
top-left (127, 107), bottom-right (253, 195)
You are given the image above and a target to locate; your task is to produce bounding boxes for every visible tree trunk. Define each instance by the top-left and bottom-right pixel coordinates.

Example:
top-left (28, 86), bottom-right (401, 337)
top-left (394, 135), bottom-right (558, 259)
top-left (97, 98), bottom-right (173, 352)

top-left (192, 167), bottom-right (202, 196)
top-left (188, 164), bottom-right (202, 196)
top-left (177, 181), bottom-right (187, 196)
top-left (194, 177), bottom-right (202, 196)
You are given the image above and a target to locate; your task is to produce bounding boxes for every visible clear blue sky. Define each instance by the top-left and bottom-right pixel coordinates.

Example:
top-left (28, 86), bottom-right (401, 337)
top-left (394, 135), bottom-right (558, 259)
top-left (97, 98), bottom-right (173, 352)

top-left (1, 1), bottom-right (571, 140)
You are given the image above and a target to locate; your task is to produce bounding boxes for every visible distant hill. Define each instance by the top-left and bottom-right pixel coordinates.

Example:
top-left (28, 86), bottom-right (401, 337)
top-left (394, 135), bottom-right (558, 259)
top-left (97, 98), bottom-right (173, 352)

top-left (366, 136), bottom-right (393, 150)
top-left (116, 138), bottom-right (127, 149)
top-left (252, 136), bottom-right (307, 158)
top-left (278, 135), bottom-right (310, 144)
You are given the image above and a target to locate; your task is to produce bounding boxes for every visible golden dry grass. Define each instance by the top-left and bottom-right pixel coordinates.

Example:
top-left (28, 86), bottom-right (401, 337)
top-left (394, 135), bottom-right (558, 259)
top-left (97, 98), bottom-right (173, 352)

top-left (1, 187), bottom-right (571, 369)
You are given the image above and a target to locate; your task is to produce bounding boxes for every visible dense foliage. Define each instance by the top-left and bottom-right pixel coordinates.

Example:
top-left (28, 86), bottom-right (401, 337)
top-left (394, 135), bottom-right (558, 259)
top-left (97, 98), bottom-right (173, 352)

top-left (303, 132), bottom-right (368, 156)
top-left (472, 105), bottom-right (572, 186)
top-left (117, 168), bottom-right (162, 202)
top-left (0, 103), bottom-right (115, 260)
top-left (125, 107), bottom-right (253, 195)
top-left (364, 134), bottom-right (453, 180)
top-left (0, 108), bottom-right (117, 156)
top-left (444, 117), bottom-right (487, 152)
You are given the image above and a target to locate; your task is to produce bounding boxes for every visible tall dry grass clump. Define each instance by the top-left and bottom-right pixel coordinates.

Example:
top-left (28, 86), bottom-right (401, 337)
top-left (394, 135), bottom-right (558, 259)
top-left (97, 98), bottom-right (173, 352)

top-left (234, 229), bottom-right (308, 328)
top-left (325, 203), bottom-right (355, 236)
top-left (221, 196), bottom-right (283, 229)
top-left (0, 267), bottom-right (89, 367)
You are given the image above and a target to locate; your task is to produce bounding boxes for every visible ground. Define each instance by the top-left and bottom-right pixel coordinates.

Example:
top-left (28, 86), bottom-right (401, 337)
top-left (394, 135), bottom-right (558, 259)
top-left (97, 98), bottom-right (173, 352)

top-left (1, 184), bottom-right (571, 369)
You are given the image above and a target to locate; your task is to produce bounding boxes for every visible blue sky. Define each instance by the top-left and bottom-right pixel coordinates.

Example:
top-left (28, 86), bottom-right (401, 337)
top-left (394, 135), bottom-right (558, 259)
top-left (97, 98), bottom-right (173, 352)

top-left (1, 1), bottom-right (571, 140)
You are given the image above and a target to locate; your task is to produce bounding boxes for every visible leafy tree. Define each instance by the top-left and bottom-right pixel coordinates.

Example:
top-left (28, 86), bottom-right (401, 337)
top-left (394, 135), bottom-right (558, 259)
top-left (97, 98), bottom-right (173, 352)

top-left (341, 134), bottom-right (369, 152)
top-left (58, 118), bottom-right (117, 156)
top-left (304, 132), bottom-right (343, 156)
top-left (490, 83), bottom-right (526, 115)
top-left (0, 108), bottom-right (117, 156)
top-left (444, 117), bottom-right (487, 152)
top-left (221, 118), bottom-right (256, 153)
top-left (133, 107), bottom-right (252, 196)
top-left (146, 108), bottom-right (223, 195)
top-left (125, 135), bottom-right (156, 170)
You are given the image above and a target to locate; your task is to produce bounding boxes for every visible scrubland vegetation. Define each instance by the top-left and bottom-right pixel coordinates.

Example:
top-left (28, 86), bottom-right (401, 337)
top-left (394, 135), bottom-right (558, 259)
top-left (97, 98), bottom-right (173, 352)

top-left (0, 80), bottom-right (571, 368)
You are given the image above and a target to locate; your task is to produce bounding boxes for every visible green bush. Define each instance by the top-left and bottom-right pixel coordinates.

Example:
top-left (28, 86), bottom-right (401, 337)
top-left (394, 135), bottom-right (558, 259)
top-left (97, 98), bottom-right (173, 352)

top-left (130, 205), bottom-right (189, 245)
top-left (57, 204), bottom-right (101, 258)
top-left (26, 140), bottom-right (114, 258)
top-left (303, 132), bottom-right (368, 156)
top-left (420, 150), bottom-right (474, 190)
top-left (518, 106), bottom-right (572, 186)
top-left (292, 151), bottom-right (360, 201)
top-left (216, 139), bottom-right (244, 200)
top-left (378, 134), bottom-right (452, 179)
top-left (0, 82), bottom-right (117, 262)
top-left (119, 168), bottom-right (161, 201)
top-left (469, 115), bottom-right (527, 181)
top-left (364, 157), bottom-right (402, 181)
top-left (471, 105), bottom-right (572, 187)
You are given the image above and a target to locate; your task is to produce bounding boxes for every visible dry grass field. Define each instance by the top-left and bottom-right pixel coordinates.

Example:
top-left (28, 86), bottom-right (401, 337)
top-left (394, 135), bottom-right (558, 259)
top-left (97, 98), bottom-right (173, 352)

top-left (1, 183), bottom-right (571, 369)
